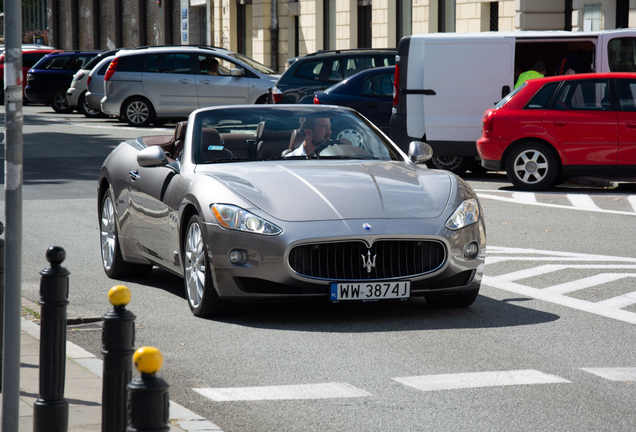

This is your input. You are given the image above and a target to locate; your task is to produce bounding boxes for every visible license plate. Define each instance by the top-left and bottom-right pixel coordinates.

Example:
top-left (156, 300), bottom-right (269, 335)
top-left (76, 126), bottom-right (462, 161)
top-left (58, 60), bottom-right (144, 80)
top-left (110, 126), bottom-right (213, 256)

top-left (330, 281), bottom-right (410, 301)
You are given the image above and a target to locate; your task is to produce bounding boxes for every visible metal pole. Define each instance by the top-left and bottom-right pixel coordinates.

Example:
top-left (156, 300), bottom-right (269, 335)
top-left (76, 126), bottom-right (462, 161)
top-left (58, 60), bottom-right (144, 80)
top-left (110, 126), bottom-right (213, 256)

top-left (33, 246), bottom-right (70, 432)
top-left (0, 221), bottom-right (4, 392)
top-left (2, 0), bottom-right (23, 431)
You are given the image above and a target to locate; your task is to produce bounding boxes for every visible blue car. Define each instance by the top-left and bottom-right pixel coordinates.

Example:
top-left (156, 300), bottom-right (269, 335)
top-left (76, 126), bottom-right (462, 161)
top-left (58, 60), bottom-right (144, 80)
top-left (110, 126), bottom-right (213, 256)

top-left (313, 66), bottom-right (394, 135)
top-left (25, 51), bottom-right (101, 113)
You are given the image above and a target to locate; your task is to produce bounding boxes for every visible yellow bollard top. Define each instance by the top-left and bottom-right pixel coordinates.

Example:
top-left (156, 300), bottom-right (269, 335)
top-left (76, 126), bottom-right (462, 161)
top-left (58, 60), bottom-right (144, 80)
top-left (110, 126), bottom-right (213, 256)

top-left (133, 346), bottom-right (163, 374)
top-left (108, 285), bottom-right (131, 307)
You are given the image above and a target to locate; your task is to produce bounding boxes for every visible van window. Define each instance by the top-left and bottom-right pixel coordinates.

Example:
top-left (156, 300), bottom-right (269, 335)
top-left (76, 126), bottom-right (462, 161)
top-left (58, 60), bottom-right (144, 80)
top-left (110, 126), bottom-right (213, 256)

top-left (616, 79), bottom-right (636, 111)
top-left (608, 38), bottom-right (636, 72)
top-left (525, 82), bottom-right (559, 109)
top-left (553, 79), bottom-right (610, 111)
top-left (296, 60), bottom-right (324, 80)
top-left (117, 55), bottom-right (144, 72)
top-left (147, 53), bottom-right (192, 74)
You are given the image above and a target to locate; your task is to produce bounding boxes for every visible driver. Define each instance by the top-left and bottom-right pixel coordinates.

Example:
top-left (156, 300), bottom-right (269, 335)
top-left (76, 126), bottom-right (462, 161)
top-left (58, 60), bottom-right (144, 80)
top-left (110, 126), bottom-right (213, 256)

top-left (285, 116), bottom-right (332, 157)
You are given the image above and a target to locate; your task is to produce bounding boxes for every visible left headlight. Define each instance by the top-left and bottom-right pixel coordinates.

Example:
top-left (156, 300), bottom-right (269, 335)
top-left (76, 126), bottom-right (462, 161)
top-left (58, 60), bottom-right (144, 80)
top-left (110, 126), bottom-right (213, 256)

top-left (445, 198), bottom-right (480, 230)
top-left (211, 204), bottom-right (282, 235)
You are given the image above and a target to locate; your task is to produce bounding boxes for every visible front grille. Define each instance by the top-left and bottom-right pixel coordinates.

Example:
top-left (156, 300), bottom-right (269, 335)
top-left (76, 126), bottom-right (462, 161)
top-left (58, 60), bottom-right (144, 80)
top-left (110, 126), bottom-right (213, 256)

top-left (288, 240), bottom-right (446, 280)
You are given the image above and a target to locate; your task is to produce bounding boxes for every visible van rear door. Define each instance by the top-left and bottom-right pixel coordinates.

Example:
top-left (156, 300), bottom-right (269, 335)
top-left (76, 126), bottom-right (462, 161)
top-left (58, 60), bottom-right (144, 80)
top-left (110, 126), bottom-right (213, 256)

top-left (418, 34), bottom-right (514, 156)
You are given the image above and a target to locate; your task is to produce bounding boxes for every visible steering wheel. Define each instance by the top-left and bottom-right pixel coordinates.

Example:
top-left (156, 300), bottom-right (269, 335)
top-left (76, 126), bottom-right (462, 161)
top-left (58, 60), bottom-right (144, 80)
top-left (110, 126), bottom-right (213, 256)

top-left (312, 140), bottom-right (339, 155)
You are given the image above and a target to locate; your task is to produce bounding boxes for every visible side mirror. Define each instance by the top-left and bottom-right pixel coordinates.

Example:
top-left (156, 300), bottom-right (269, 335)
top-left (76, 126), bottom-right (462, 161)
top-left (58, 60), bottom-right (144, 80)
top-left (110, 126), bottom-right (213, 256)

top-left (137, 145), bottom-right (168, 167)
top-left (230, 68), bottom-right (244, 77)
top-left (408, 141), bottom-right (433, 164)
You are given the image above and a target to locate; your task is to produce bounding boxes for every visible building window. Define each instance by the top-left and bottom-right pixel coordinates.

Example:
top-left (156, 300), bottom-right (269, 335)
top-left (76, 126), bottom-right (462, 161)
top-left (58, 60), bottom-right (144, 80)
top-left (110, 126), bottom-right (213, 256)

top-left (358, 0), bottom-right (372, 48)
top-left (583, 4), bottom-right (601, 31)
top-left (397, 0), bottom-right (412, 44)
top-left (489, 2), bottom-right (498, 32)
top-left (438, 0), bottom-right (455, 32)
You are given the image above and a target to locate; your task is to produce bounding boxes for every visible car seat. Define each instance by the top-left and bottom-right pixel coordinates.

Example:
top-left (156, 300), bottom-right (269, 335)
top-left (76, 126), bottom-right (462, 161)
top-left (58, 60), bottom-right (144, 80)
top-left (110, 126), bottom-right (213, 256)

top-left (201, 128), bottom-right (233, 161)
top-left (172, 121), bottom-right (188, 159)
top-left (255, 120), bottom-right (293, 159)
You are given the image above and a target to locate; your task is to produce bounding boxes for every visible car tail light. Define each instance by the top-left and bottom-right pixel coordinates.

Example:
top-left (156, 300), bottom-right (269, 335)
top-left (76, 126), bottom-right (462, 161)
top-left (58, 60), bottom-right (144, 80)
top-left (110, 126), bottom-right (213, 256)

top-left (87, 76), bottom-right (92, 86)
top-left (482, 110), bottom-right (495, 134)
top-left (393, 64), bottom-right (400, 106)
top-left (313, 96), bottom-right (320, 104)
top-left (104, 58), bottom-right (118, 82)
top-left (272, 86), bottom-right (283, 103)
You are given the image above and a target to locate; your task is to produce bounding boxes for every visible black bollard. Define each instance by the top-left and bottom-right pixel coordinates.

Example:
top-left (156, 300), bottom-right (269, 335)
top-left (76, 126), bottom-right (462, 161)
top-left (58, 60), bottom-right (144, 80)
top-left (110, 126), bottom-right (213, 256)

top-left (127, 347), bottom-right (170, 432)
top-left (33, 246), bottom-right (70, 432)
top-left (0, 221), bottom-right (4, 392)
top-left (102, 285), bottom-right (136, 432)
top-left (267, 86), bottom-right (273, 104)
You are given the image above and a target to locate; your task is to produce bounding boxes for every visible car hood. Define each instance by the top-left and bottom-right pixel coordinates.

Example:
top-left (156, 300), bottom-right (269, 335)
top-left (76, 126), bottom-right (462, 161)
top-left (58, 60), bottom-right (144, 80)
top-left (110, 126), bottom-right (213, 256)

top-left (203, 161), bottom-right (453, 222)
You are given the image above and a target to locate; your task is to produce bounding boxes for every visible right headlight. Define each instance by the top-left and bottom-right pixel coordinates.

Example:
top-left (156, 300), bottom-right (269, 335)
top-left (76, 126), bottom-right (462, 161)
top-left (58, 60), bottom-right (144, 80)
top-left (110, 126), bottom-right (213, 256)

top-left (445, 198), bottom-right (480, 230)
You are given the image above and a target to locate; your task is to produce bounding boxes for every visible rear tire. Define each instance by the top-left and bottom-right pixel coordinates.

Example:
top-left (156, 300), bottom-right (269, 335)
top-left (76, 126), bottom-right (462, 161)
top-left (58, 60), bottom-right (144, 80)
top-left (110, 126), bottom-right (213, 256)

top-left (424, 289), bottom-right (479, 308)
top-left (122, 97), bottom-right (156, 127)
top-left (51, 89), bottom-right (73, 113)
top-left (426, 156), bottom-right (473, 176)
top-left (506, 142), bottom-right (558, 191)
top-left (184, 215), bottom-right (229, 317)
top-left (100, 187), bottom-right (153, 279)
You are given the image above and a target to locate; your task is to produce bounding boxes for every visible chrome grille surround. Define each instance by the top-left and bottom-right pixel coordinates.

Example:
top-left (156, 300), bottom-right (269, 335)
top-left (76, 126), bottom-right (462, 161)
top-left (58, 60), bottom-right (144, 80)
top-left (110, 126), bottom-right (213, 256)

top-left (288, 239), bottom-right (447, 281)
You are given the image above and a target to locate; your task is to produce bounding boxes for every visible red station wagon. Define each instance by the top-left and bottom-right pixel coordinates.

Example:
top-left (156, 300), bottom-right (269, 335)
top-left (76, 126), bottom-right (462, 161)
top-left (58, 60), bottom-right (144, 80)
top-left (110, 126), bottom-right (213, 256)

top-left (477, 72), bottom-right (636, 190)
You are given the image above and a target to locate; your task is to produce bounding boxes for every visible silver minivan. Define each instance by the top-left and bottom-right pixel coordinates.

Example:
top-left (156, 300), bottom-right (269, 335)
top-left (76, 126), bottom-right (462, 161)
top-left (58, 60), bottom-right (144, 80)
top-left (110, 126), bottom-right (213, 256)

top-left (101, 46), bottom-right (280, 126)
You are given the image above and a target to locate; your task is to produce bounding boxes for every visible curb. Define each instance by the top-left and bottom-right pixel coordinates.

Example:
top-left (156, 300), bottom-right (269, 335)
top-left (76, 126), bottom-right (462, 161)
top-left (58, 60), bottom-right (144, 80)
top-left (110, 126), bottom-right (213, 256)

top-left (20, 302), bottom-right (224, 432)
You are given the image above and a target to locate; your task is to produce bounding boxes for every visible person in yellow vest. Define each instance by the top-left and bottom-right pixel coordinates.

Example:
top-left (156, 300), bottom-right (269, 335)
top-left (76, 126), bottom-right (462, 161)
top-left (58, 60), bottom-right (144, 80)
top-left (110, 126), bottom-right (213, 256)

top-left (515, 61), bottom-right (547, 88)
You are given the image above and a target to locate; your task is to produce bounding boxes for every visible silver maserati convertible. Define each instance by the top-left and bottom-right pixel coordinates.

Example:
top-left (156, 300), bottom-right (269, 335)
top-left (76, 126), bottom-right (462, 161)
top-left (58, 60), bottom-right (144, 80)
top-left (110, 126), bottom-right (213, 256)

top-left (98, 105), bottom-right (486, 317)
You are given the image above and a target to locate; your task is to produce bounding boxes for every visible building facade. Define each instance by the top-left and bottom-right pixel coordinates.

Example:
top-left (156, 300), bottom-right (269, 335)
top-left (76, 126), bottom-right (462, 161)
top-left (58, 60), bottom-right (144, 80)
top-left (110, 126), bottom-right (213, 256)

top-left (47, 0), bottom-right (635, 72)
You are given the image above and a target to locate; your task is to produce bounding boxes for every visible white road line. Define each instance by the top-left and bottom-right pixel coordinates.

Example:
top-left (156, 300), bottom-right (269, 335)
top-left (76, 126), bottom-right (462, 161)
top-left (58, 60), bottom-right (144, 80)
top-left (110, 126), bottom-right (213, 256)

top-left (486, 246), bottom-right (636, 263)
top-left (595, 290), bottom-right (636, 309)
top-left (545, 273), bottom-right (634, 295)
top-left (489, 264), bottom-right (568, 282)
top-left (512, 192), bottom-right (537, 203)
top-left (193, 383), bottom-right (371, 401)
top-left (477, 193), bottom-right (636, 216)
top-left (567, 194), bottom-right (601, 210)
top-left (581, 368), bottom-right (636, 381)
top-left (393, 370), bottom-right (570, 392)
top-left (629, 196), bottom-right (636, 213)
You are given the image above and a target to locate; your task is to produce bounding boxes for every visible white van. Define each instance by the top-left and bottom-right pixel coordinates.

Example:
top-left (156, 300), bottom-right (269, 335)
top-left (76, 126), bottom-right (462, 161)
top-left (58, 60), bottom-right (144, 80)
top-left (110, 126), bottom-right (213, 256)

top-left (390, 29), bottom-right (636, 174)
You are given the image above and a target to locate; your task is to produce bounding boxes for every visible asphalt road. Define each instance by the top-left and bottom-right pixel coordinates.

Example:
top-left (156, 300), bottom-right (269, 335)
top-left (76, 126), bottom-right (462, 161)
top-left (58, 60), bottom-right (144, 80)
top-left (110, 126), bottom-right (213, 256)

top-left (3, 105), bottom-right (636, 431)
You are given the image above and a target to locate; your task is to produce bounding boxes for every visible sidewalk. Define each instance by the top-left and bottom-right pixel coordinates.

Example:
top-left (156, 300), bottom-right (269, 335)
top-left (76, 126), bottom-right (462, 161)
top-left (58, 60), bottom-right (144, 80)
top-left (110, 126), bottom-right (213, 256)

top-left (0, 299), bottom-right (224, 432)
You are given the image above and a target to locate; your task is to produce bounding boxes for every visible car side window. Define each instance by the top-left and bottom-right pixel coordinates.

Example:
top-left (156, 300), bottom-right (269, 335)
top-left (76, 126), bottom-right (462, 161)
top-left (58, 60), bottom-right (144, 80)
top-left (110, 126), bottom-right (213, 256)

top-left (608, 37), bottom-right (636, 72)
top-left (617, 80), bottom-right (636, 112)
top-left (117, 55), bottom-right (145, 72)
top-left (553, 79), bottom-right (610, 111)
top-left (525, 82), bottom-right (559, 109)
top-left (362, 73), bottom-right (394, 96)
top-left (98, 61), bottom-right (110, 75)
top-left (69, 56), bottom-right (92, 71)
top-left (344, 56), bottom-right (375, 79)
top-left (296, 60), bottom-right (325, 80)
top-left (146, 53), bottom-right (192, 74)
top-left (23, 53), bottom-right (46, 68)
top-left (44, 56), bottom-right (71, 70)
top-left (378, 55), bottom-right (396, 66)
top-left (197, 55), bottom-right (239, 76)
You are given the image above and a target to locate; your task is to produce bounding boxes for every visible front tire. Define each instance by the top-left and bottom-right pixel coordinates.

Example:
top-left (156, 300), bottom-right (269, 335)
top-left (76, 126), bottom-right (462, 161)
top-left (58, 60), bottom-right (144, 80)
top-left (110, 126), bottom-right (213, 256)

top-left (426, 156), bottom-right (473, 176)
top-left (184, 215), bottom-right (228, 317)
top-left (51, 89), bottom-right (73, 113)
top-left (506, 142), bottom-right (558, 191)
top-left (100, 188), bottom-right (152, 278)
top-left (424, 289), bottom-right (479, 308)
top-left (122, 97), bottom-right (156, 127)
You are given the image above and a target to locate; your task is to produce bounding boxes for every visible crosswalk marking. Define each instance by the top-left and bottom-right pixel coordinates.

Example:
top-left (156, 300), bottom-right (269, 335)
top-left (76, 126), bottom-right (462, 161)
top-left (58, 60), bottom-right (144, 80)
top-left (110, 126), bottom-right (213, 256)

top-left (595, 290), bottom-right (636, 309)
top-left (393, 370), bottom-right (570, 392)
top-left (193, 383), bottom-right (371, 401)
top-left (567, 194), bottom-right (601, 210)
top-left (545, 273), bottom-right (634, 295)
top-left (629, 196), bottom-right (636, 213)
top-left (581, 368), bottom-right (636, 381)
top-left (512, 192), bottom-right (537, 203)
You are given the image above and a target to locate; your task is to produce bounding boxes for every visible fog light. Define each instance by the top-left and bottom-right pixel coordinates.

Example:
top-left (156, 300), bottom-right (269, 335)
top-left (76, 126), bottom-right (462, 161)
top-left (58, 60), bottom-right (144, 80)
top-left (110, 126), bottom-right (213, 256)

top-left (463, 242), bottom-right (479, 259)
top-left (228, 249), bottom-right (248, 265)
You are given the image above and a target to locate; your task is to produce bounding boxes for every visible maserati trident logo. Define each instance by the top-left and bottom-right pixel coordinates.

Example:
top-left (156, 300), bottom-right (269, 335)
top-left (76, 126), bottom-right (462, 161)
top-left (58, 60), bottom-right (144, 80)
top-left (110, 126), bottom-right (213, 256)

top-left (363, 223), bottom-right (372, 231)
top-left (361, 249), bottom-right (376, 274)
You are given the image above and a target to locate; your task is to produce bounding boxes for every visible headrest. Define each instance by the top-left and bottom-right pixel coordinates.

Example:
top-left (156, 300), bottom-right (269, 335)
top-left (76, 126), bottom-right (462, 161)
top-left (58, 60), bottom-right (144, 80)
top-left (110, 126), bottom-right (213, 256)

top-left (174, 121), bottom-right (187, 141)
top-left (289, 129), bottom-right (303, 150)
top-left (202, 128), bottom-right (222, 148)
top-left (256, 120), bottom-right (292, 141)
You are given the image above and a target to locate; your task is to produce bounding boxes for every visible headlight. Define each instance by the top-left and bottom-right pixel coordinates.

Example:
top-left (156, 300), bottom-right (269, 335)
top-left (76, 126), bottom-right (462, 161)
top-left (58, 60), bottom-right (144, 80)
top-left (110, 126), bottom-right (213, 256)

top-left (211, 204), bottom-right (282, 235)
top-left (445, 198), bottom-right (480, 230)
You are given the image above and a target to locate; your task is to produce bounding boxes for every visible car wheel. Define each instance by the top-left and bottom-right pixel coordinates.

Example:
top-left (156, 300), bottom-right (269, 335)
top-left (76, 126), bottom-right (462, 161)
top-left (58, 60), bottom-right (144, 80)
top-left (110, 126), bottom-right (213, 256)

top-left (78, 91), bottom-right (103, 118)
top-left (426, 156), bottom-right (473, 175)
top-left (506, 142), bottom-right (558, 191)
top-left (122, 97), bottom-right (155, 127)
top-left (51, 89), bottom-right (73, 113)
top-left (184, 215), bottom-right (229, 317)
top-left (424, 289), bottom-right (479, 308)
top-left (100, 188), bottom-right (153, 279)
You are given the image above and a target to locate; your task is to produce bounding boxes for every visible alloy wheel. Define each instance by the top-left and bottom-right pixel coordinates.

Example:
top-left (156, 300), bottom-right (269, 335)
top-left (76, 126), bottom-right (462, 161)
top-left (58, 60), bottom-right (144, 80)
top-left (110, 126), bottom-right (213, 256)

top-left (512, 149), bottom-right (549, 185)
top-left (126, 101), bottom-right (150, 125)
top-left (100, 195), bottom-right (116, 271)
top-left (185, 222), bottom-right (206, 309)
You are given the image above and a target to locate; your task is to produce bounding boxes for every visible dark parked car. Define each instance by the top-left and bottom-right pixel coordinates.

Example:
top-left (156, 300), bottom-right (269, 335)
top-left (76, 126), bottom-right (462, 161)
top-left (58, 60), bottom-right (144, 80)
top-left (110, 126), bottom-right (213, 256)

top-left (25, 50), bottom-right (101, 113)
top-left (313, 66), bottom-right (394, 135)
top-left (98, 104), bottom-right (485, 317)
top-left (477, 72), bottom-right (636, 190)
top-left (273, 48), bottom-right (396, 104)
top-left (0, 47), bottom-right (62, 103)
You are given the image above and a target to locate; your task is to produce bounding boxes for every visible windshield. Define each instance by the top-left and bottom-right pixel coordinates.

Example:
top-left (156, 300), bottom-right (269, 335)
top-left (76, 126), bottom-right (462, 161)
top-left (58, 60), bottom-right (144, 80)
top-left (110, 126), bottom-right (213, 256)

top-left (224, 52), bottom-right (277, 75)
top-left (192, 106), bottom-right (401, 164)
